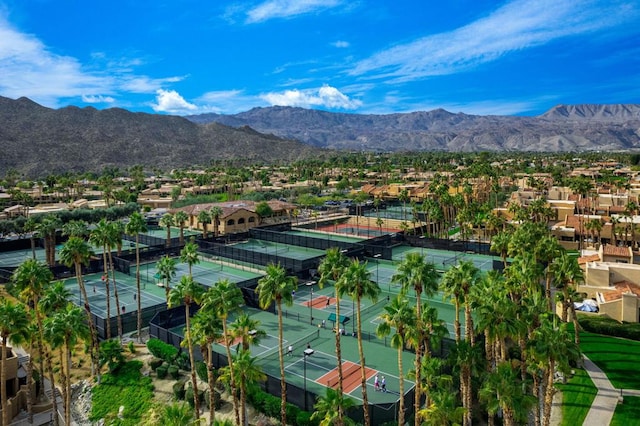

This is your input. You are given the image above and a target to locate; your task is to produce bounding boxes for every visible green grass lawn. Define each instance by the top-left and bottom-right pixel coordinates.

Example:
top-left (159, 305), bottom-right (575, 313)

top-left (611, 396), bottom-right (640, 426)
top-left (557, 368), bottom-right (597, 426)
top-left (579, 332), bottom-right (640, 390)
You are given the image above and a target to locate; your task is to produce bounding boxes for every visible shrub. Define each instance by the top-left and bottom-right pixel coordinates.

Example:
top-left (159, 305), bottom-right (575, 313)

top-left (286, 403), bottom-right (300, 423)
top-left (263, 394), bottom-right (280, 418)
top-left (173, 380), bottom-right (186, 400)
top-left (296, 410), bottom-right (314, 426)
top-left (156, 365), bottom-right (168, 379)
top-left (578, 315), bottom-right (640, 341)
top-left (149, 358), bottom-right (163, 371)
top-left (147, 338), bottom-right (178, 363)
top-left (168, 365), bottom-right (180, 380)
top-left (184, 387), bottom-right (204, 409)
top-left (195, 361), bottom-right (208, 382)
top-left (128, 341), bottom-right (136, 354)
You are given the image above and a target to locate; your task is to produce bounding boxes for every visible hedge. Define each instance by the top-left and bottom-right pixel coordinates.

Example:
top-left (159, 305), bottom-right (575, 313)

top-left (156, 365), bottom-right (168, 379)
top-left (168, 365), bottom-right (180, 380)
top-left (578, 314), bottom-right (640, 341)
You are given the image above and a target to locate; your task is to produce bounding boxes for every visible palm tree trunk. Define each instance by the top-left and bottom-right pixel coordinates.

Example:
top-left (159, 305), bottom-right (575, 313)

top-left (65, 342), bottom-right (72, 426)
top-left (206, 346), bottom-right (216, 426)
top-left (398, 343), bottom-right (405, 426)
top-left (454, 299), bottom-right (461, 342)
top-left (543, 359), bottom-right (555, 426)
top-left (112, 272), bottom-right (123, 340)
top-left (46, 347), bottom-right (60, 426)
top-left (75, 262), bottom-right (99, 380)
top-left (25, 354), bottom-right (34, 424)
top-left (532, 373), bottom-right (541, 426)
top-left (465, 296), bottom-right (474, 346)
top-left (277, 300), bottom-right (287, 426)
top-left (356, 298), bottom-right (371, 426)
top-left (222, 321), bottom-right (240, 426)
top-left (186, 304), bottom-right (200, 418)
top-left (102, 247), bottom-right (112, 339)
top-left (463, 364), bottom-right (472, 426)
top-left (335, 292), bottom-right (345, 424)
top-left (135, 235), bottom-right (143, 343)
top-left (240, 377), bottom-right (246, 426)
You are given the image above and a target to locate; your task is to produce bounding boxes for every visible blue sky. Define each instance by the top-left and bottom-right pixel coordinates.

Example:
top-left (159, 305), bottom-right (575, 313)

top-left (0, 0), bottom-right (639, 116)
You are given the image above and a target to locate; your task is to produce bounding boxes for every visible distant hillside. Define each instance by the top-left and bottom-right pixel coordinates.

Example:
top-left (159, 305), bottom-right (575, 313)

top-left (188, 104), bottom-right (640, 152)
top-left (0, 96), bottom-right (323, 178)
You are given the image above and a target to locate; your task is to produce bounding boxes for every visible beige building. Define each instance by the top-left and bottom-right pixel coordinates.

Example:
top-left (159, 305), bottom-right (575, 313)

top-left (580, 261), bottom-right (640, 323)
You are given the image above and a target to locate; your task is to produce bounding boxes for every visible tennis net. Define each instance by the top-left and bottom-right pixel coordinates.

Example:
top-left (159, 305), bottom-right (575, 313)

top-left (256, 329), bottom-right (320, 361)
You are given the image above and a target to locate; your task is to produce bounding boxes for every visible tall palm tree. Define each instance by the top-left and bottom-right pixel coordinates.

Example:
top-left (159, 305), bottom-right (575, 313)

top-left (159, 213), bottom-right (175, 248)
top-left (11, 259), bottom-right (53, 399)
top-left (168, 275), bottom-right (205, 419)
top-left (191, 311), bottom-right (223, 426)
top-left (201, 279), bottom-right (244, 425)
top-left (104, 220), bottom-right (125, 340)
top-left (174, 210), bottom-right (189, 246)
top-left (125, 211), bottom-right (147, 343)
top-left (256, 263), bottom-right (297, 426)
top-left (180, 241), bottom-right (200, 277)
top-left (550, 251), bottom-right (585, 343)
top-left (36, 215), bottom-right (61, 267)
top-left (317, 247), bottom-right (350, 424)
top-left (339, 259), bottom-right (380, 426)
top-left (59, 236), bottom-right (99, 379)
top-left (156, 255), bottom-right (178, 303)
top-left (219, 349), bottom-right (266, 426)
top-left (89, 218), bottom-right (114, 339)
top-left (197, 210), bottom-right (212, 239)
top-left (391, 252), bottom-right (439, 425)
top-left (376, 295), bottom-right (415, 426)
top-left (312, 388), bottom-right (356, 426)
top-left (43, 303), bottom-right (89, 426)
top-left (210, 206), bottom-right (223, 238)
top-left (0, 298), bottom-right (29, 426)
top-left (229, 313), bottom-right (266, 351)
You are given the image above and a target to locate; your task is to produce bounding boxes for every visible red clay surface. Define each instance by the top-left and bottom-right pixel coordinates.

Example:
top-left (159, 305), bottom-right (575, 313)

top-left (318, 361), bottom-right (377, 394)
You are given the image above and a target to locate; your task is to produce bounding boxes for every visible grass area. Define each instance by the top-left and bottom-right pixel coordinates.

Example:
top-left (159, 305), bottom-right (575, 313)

top-left (579, 332), bottom-right (640, 390)
top-left (90, 360), bottom-right (154, 425)
top-left (557, 368), bottom-right (597, 426)
top-left (611, 396), bottom-right (640, 426)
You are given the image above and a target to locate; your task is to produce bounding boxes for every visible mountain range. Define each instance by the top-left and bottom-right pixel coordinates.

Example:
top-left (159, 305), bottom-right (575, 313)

top-left (187, 104), bottom-right (640, 152)
top-left (1, 95), bottom-right (640, 178)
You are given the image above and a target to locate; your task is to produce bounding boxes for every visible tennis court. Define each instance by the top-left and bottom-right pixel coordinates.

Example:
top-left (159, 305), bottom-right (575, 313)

top-left (229, 238), bottom-right (325, 261)
top-left (63, 271), bottom-right (167, 318)
top-left (286, 229), bottom-right (367, 243)
top-left (315, 223), bottom-right (401, 238)
top-left (135, 256), bottom-right (263, 288)
top-left (364, 205), bottom-right (415, 221)
top-left (392, 246), bottom-right (497, 273)
top-left (143, 226), bottom-right (201, 239)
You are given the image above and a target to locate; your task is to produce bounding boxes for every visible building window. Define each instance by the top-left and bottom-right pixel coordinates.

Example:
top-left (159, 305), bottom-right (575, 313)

top-left (238, 218), bottom-right (245, 224)
top-left (227, 219), bottom-right (235, 225)
top-left (248, 217), bottom-right (256, 223)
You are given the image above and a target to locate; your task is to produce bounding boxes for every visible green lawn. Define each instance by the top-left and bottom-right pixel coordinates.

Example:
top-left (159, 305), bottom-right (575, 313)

top-left (557, 368), bottom-right (597, 426)
top-left (611, 396), bottom-right (640, 426)
top-left (579, 332), bottom-right (640, 390)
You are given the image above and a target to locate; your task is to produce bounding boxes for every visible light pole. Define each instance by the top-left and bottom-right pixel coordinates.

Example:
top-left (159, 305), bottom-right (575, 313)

top-left (303, 348), bottom-right (314, 411)
top-left (373, 253), bottom-right (383, 291)
top-left (307, 281), bottom-right (315, 325)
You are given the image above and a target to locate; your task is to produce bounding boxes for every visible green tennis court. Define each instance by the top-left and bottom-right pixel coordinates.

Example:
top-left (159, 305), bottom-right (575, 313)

top-left (135, 256), bottom-right (263, 287)
top-left (392, 246), bottom-right (497, 272)
top-left (287, 228), bottom-right (368, 243)
top-left (142, 226), bottom-right (201, 239)
top-left (229, 239), bottom-right (325, 260)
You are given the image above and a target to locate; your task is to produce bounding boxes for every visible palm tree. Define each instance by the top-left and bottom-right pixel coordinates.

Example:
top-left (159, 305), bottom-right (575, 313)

top-left (157, 402), bottom-right (196, 426)
top-left (210, 206), bottom-right (223, 238)
top-left (201, 279), bottom-right (244, 425)
top-left (229, 313), bottom-right (266, 351)
top-left (312, 388), bottom-right (357, 426)
top-left (419, 385), bottom-right (465, 426)
top-left (125, 211), bottom-right (147, 343)
top-left (38, 281), bottom-right (71, 426)
top-left (36, 215), bottom-right (61, 267)
top-left (376, 295), bottom-right (415, 426)
top-left (89, 218), bottom-right (114, 339)
top-left (197, 210), bottom-right (212, 239)
top-left (550, 252), bottom-right (585, 342)
top-left (180, 241), bottom-right (200, 277)
top-left (391, 252), bottom-right (439, 425)
top-left (191, 310), bottom-right (223, 426)
top-left (156, 255), bottom-right (178, 303)
top-left (159, 213), bottom-right (175, 248)
top-left (256, 263), bottom-right (297, 426)
top-left (339, 259), bottom-right (380, 426)
top-left (174, 210), bottom-right (189, 246)
top-left (0, 298), bottom-right (29, 426)
top-left (168, 275), bottom-right (205, 419)
top-left (490, 231), bottom-right (511, 269)
top-left (62, 220), bottom-right (89, 239)
top-left (219, 349), bottom-right (266, 426)
top-left (59, 236), bottom-right (100, 379)
top-left (317, 247), bottom-right (350, 424)
top-left (43, 303), bottom-right (89, 426)
top-left (11, 258), bottom-right (53, 399)
top-left (104, 220), bottom-right (125, 340)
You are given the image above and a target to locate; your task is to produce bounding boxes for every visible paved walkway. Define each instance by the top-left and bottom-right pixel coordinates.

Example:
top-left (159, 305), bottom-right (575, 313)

top-left (579, 355), bottom-right (640, 426)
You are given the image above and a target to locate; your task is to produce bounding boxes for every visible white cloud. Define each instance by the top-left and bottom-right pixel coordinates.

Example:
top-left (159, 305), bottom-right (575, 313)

top-left (81, 95), bottom-right (115, 104)
top-left (151, 89), bottom-right (198, 114)
top-left (331, 40), bottom-right (350, 48)
top-left (246, 0), bottom-right (342, 23)
top-left (261, 84), bottom-right (361, 109)
top-left (351, 0), bottom-right (639, 82)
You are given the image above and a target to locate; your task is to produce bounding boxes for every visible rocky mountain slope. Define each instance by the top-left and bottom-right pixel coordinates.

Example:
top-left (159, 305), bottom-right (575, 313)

top-left (0, 96), bottom-right (322, 178)
top-left (188, 104), bottom-right (640, 152)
